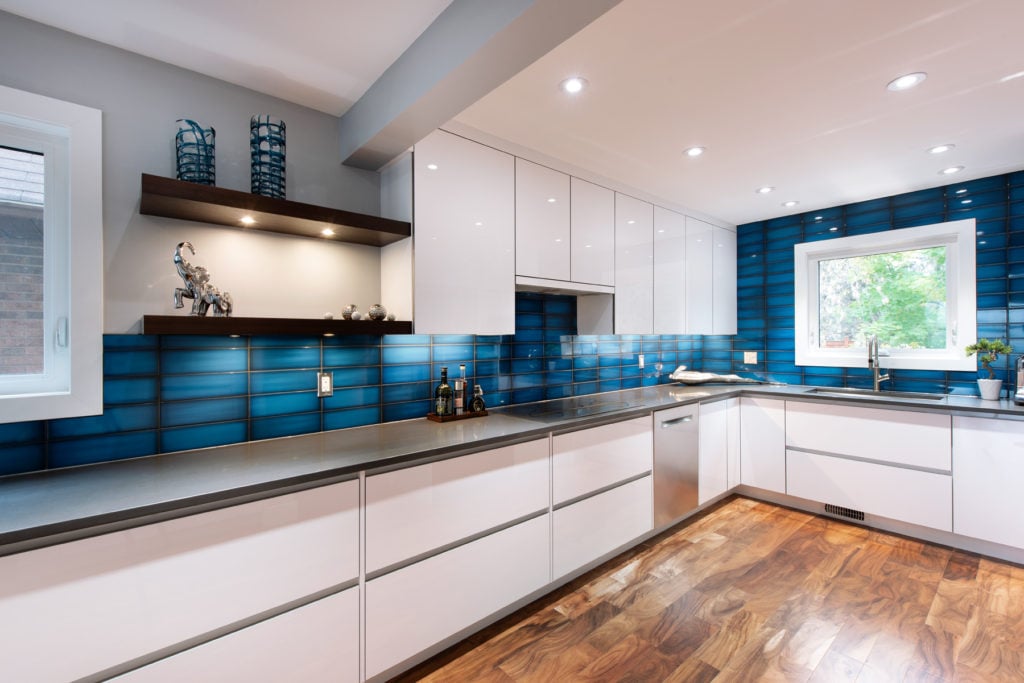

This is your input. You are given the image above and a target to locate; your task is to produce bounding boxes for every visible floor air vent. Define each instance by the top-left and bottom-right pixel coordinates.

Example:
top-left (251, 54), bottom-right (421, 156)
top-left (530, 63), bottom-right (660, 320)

top-left (824, 503), bottom-right (865, 521)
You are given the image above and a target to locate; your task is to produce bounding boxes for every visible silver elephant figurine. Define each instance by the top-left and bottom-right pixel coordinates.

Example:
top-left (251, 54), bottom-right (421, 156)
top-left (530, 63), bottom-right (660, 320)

top-left (173, 241), bottom-right (233, 317)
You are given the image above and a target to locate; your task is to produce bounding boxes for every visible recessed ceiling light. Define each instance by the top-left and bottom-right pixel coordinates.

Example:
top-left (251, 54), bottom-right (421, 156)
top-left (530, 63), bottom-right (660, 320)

top-left (546, 197), bottom-right (557, 203)
top-left (756, 186), bottom-right (775, 194)
top-left (940, 166), bottom-right (964, 175)
top-left (829, 227), bottom-right (839, 232)
top-left (1000, 71), bottom-right (1024, 83)
top-left (782, 200), bottom-right (799, 208)
top-left (684, 146), bottom-right (705, 158)
top-left (560, 76), bottom-right (587, 94)
top-left (961, 199), bottom-right (973, 205)
top-left (814, 216), bottom-right (823, 221)
top-left (474, 221), bottom-right (484, 227)
top-left (887, 72), bottom-right (927, 91)
top-left (928, 144), bottom-right (955, 154)
top-left (426, 163), bottom-right (438, 171)
top-left (627, 219), bottom-right (636, 224)
top-left (321, 227), bottom-right (335, 237)
top-left (239, 215), bottom-right (255, 226)
top-left (955, 188), bottom-right (968, 194)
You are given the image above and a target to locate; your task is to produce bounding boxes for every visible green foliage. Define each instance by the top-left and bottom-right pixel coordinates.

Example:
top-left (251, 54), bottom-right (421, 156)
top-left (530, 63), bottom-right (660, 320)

top-left (964, 338), bottom-right (1013, 379)
top-left (819, 246), bottom-right (947, 349)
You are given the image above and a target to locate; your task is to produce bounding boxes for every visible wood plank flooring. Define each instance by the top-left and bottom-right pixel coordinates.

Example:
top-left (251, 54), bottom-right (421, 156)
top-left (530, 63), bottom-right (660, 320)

top-left (391, 496), bottom-right (1024, 682)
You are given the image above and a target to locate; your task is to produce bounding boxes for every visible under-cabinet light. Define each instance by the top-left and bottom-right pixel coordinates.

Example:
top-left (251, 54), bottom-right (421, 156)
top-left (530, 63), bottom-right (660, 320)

top-left (239, 215), bottom-right (256, 226)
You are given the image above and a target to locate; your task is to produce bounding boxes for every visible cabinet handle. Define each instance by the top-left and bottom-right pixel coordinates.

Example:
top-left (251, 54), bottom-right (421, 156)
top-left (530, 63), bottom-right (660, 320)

top-left (660, 415), bottom-right (693, 428)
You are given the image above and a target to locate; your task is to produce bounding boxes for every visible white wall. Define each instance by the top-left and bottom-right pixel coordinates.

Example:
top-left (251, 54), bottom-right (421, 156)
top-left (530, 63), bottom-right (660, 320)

top-left (0, 12), bottom-right (383, 332)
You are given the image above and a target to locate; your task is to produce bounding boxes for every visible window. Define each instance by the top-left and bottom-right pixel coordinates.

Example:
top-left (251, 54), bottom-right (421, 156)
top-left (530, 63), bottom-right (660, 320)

top-left (0, 85), bottom-right (102, 423)
top-left (794, 219), bottom-right (977, 371)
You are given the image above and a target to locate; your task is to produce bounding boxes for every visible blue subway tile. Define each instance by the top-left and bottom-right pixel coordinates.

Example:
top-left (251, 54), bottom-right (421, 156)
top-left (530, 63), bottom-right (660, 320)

top-left (105, 349), bottom-right (159, 376)
top-left (324, 406), bottom-right (380, 431)
top-left (383, 334), bottom-right (431, 345)
top-left (383, 400), bottom-right (430, 422)
top-left (324, 386), bottom-right (381, 410)
top-left (162, 397), bottom-right (247, 427)
top-left (161, 349), bottom-right (247, 374)
top-left (0, 444), bottom-right (45, 475)
top-left (432, 334), bottom-right (475, 344)
top-left (251, 370), bottom-right (318, 395)
top-left (49, 431), bottom-right (157, 468)
top-left (382, 345), bottom-right (430, 364)
top-left (323, 346), bottom-right (380, 367)
top-left (104, 334), bottom-right (158, 350)
top-left (251, 347), bottom-right (320, 371)
top-left (50, 405), bottom-right (157, 438)
top-left (104, 377), bottom-right (158, 405)
top-left (432, 344), bottom-right (475, 362)
top-left (252, 413), bottom-right (321, 440)
top-left (250, 392), bottom-right (319, 419)
top-left (334, 366), bottom-right (381, 387)
top-left (160, 335), bottom-right (245, 349)
top-left (250, 336), bottom-right (321, 348)
top-left (161, 372), bottom-right (247, 401)
top-left (0, 420), bottom-right (44, 445)
top-left (161, 421), bottom-right (248, 453)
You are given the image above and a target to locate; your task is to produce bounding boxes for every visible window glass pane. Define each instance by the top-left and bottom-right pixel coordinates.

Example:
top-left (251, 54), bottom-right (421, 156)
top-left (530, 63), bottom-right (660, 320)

top-left (0, 145), bottom-right (44, 376)
top-left (818, 246), bottom-right (947, 350)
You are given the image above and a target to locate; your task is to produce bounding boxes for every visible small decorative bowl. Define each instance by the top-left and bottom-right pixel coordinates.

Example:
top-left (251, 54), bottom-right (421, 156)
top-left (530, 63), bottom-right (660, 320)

top-left (342, 304), bottom-right (357, 320)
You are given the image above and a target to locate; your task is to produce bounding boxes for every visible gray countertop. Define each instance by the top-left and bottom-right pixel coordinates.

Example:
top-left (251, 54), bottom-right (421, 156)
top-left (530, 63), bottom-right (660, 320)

top-left (2, 383), bottom-right (1023, 555)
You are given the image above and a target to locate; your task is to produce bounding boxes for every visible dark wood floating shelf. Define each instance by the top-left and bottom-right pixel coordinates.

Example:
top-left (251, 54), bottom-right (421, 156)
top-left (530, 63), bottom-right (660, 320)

top-left (139, 174), bottom-right (411, 247)
top-left (142, 315), bottom-right (413, 336)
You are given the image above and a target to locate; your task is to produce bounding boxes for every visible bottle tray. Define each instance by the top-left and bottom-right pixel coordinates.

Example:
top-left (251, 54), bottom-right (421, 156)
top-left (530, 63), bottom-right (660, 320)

top-left (426, 410), bottom-right (488, 423)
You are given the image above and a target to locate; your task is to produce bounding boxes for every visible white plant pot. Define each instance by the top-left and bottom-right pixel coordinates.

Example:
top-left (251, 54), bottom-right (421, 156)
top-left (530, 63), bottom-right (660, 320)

top-left (978, 378), bottom-right (1002, 400)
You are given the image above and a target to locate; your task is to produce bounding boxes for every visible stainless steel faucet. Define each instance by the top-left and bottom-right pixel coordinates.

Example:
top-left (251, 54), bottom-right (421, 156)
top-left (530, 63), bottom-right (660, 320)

top-left (867, 335), bottom-right (891, 391)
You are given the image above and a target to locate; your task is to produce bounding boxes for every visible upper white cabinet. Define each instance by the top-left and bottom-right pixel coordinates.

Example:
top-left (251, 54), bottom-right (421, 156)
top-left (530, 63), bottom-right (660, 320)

top-left (713, 225), bottom-right (737, 334)
top-left (515, 158), bottom-right (570, 281)
top-left (614, 193), bottom-right (654, 334)
top-left (570, 177), bottom-right (615, 286)
top-left (414, 130), bottom-right (515, 334)
top-left (653, 206), bottom-right (686, 334)
top-left (685, 217), bottom-right (714, 333)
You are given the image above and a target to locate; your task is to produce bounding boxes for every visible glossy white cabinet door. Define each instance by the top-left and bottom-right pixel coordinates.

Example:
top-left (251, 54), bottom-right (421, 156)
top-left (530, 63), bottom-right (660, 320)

top-left (552, 415), bottom-right (653, 505)
top-left (726, 397), bottom-right (741, 489)
top-left (653, 206), bottom-right (686, 334)
top-left (698, 400), bottom-right (729, 504)
top-left (553, 476), bottom-right (653, 579)
top-left (787, 450), bottom-right (952, 531)
top-left (571, 177), bottom-right (615, 286)
top-left (712, 226), bottom-right (737, 334)
top-left (365, 438), bottom-right (549, 574)
top-left (614, 193), bottom-right (654, 334)
top-left (787, 401), bottom-right (951, 471)
top-left (0, 481), bottom-right (359, 682)
top-left (113, 588), bottom-right (359, 683)
top-left (685, 217), bottom-right (714, 334)
top-left (414, 129), bottom-right (515, 334)
top-left (516, 158), bottom-right (570, 280)
top-left (953, 416), bottom-right (1024, 548)
top-left (365, 515), bottom-right (549, 679)
top-left (740, 397), bottom-right (786, 493)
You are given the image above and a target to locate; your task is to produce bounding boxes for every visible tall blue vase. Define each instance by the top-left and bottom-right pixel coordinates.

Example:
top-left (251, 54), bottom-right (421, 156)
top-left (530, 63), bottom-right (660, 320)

top-left (250, 115), bottom-right (285, 199)
top-left (175, 119), bottom-right (215, 185)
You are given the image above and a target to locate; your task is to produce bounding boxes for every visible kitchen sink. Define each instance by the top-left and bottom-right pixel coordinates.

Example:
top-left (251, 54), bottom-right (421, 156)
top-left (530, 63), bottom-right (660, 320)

top-left (804, 387), bottom-right (946, 401)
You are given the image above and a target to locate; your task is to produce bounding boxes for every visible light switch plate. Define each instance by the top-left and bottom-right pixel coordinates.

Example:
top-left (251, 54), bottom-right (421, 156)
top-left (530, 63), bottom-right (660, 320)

top-left (638, 354), bottom-right (645, 368)
top-left (743, 351), bottom-right (758, 364)
top-left (317, 371), bottom-right (334, 397)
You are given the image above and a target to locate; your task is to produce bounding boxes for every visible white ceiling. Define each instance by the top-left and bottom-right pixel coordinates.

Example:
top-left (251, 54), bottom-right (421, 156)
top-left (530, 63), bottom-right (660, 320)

top-left (4, 0), bottom-right (1024, 226)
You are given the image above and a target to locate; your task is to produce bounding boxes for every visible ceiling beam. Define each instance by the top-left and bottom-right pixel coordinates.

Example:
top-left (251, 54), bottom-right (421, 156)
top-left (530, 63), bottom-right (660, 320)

top-left (337, 0), bottom-right (621, 170)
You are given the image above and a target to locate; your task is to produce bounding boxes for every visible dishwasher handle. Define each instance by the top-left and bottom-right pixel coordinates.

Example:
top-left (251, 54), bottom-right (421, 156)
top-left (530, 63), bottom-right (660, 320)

top-left (659, 414), bottom-right (694, 428)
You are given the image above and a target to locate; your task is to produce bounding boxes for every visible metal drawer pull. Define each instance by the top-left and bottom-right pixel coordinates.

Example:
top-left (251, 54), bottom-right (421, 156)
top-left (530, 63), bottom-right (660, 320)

top-left (660, 415), bottom-right (694, 428)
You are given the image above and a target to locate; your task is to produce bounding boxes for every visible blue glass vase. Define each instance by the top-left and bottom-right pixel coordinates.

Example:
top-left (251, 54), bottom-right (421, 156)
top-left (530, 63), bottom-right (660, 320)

top-left (250, 115), bottom-right (286, 199)
top-left (175, 119), bottom-right (215, 185)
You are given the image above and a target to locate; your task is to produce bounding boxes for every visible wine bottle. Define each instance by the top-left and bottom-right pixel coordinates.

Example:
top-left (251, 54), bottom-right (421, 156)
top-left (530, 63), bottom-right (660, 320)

top-left (434, 366), bottom-right (453, 416)
top-left (469, 384), bottom-right (486, 413)
top-left (455, 364), bottom-right (467, 415)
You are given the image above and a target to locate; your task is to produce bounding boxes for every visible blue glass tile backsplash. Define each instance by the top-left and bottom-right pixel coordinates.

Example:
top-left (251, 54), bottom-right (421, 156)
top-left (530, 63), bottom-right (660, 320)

top-left (728, 170), bottom-right (1024, 395)
top-left (0, 292), bottom-right (700, 475)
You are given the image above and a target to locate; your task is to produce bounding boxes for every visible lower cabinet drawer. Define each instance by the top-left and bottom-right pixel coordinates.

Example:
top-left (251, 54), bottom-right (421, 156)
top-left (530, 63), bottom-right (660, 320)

top-left (0, 480), bottom-right (359, 682)
top-left (365, 514), bottom-right (550, 679)
top-left (787, 450), bottom-right (951, 531)
top-left (553, 475), bottom-right (653, 579)
top-left (112, 588), bottom-right (359, 682)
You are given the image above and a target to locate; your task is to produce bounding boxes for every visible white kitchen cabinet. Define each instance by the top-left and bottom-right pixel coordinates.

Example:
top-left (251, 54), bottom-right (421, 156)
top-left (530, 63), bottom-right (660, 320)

top-left (953, 416), bottom-right (1024, 549)
top-left (653, 206), bottom-right (686, 334)
top-left (685, 217), bottom-right (714, 333)
top-left (571, 177), bottom-right (615, 286)
top-left (414, 129), bottom-right (515, 334)
top-left (365, 438), bottom-right (549, 574)
top-left (787, 450), bottom-right (952, 531)
top-left (552, 415), bottom-right (653, 505)
top-left (515, 158), bottom-right (570, 280)
top-left (614, 193), bottom-right (654, 334)
top-left (553, 476), bottom-right (653, 579)
top-left (365, 515), bottom-right (549, 679)
top-left (0, 481), bottom-right (359, 682)
top-left (698, 399), bottom-right (730, 504)
top-left (726, 397), bottom-right (740, 489)
top-left (740, 397), bottom-right (786, 493)
top-left (712, 225), bottom-right (737, 334)
top-left (787, 401), bottom-right (951, 471)
top-left (112, 588), bottom-right (359, 683)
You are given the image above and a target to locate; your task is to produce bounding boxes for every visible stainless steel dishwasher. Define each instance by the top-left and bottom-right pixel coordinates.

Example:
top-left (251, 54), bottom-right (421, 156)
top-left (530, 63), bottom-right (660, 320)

top-left (653, 404), bottom-right (700, 526)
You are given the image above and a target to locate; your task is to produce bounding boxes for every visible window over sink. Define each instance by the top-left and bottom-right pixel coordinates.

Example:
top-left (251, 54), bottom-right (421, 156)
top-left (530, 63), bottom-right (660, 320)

top-left (794, 219), bottom-right (977, 371)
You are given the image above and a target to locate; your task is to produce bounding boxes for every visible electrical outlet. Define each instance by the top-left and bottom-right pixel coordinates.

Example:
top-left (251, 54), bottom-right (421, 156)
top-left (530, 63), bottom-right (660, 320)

top-left (638, 354), bottom-right (645, 368)
top-left (743, 351), bottom-right (758, 364)
top-left (317, 371), bottom-right (334, 397)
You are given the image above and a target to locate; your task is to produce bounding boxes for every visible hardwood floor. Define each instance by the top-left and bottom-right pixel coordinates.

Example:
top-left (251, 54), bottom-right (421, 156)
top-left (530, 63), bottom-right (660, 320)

top-left (391, 496), bottom-right (1024, 682)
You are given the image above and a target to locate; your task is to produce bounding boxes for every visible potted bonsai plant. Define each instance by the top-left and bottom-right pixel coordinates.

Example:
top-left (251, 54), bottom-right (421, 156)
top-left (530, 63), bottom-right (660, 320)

top-left (965, 338), bottom-right (1013, 400)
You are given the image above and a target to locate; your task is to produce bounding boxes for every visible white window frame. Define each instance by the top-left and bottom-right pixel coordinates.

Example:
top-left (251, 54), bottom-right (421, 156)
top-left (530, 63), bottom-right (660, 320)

top-left (0, 85), bottom-right (102, 423)
top-left (794, 218), bottom-right (977, 371)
